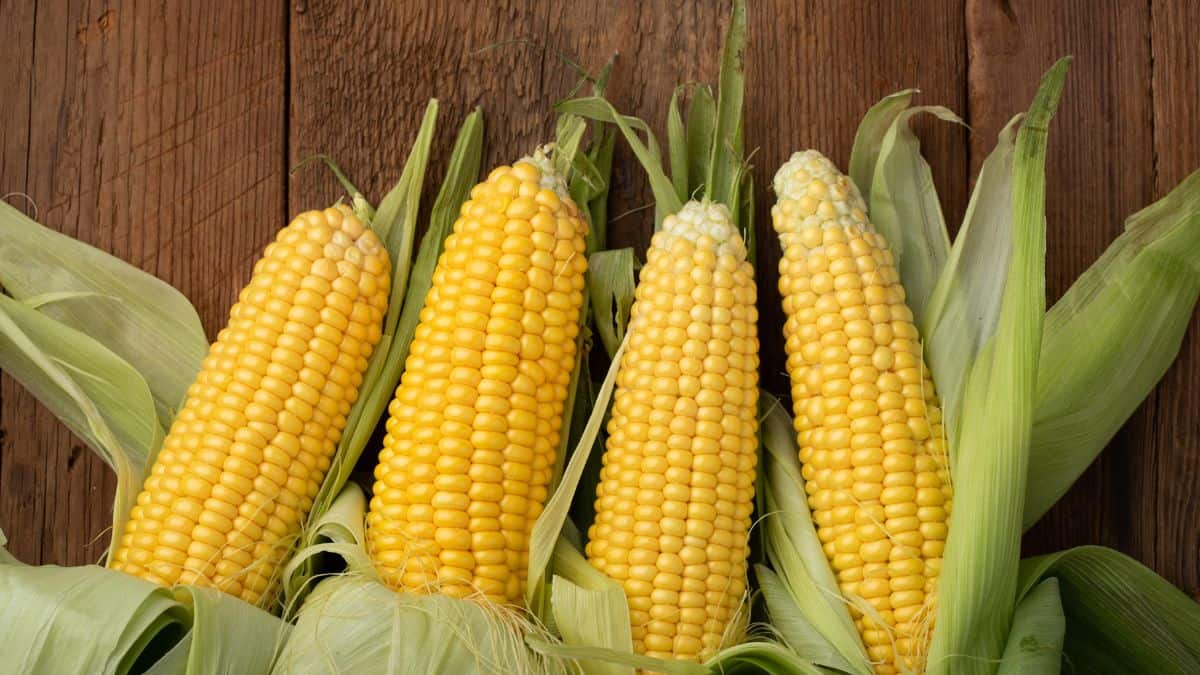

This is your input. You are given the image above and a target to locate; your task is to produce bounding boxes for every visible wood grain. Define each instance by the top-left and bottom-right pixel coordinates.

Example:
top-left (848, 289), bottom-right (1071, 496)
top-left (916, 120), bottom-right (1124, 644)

top-left (1150, 0), bottom-right (1200, 596)
top-left (0, 0), bottom-right (1196, 599)
top-left (0, 0), bottom-right (287, 564)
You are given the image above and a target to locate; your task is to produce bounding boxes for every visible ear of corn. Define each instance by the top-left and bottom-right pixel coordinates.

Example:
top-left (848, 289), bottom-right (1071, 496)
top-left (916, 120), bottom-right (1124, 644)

top-left (772, 150), bottom-right (951, 674)
top-left (365, 155), bottom-right (589, 605)
top-left (586, 200), bottom-right (760, 662)
top-left (109, 205), bottom-right (390, 606)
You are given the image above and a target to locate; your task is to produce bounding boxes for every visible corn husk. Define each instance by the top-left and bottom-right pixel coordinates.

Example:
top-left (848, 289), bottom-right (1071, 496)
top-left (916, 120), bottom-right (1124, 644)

top-left (1018, 546), bottom-right (1200, 674)
top-left (998, 579), bottom-right (1064, 675)
top-left (1023, 168), bottom-right (1200, 527)
top-left (849, 92), bottom-right (962, 325)
top-left (0, 532), bottom-right (287, 674)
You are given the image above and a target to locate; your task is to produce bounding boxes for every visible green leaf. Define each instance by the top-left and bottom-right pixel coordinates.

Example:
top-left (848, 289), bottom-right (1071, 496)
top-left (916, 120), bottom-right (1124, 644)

top-left (706, 0), bottom-right (747, 208)
top-left (0, 294), bottom-right (159, 558)
top-left (587, 248), bottom-right (637, 358)
top-left (585, 129), bottom-right (617, 252)
top-left (923, 114), bottom-right (1021, 444)
top-left (0, 201), bottom-right (207, 428)
top-left (998, 579), bottom-right (1064, 675)
top-left (758, 394), bottom-right (874, 675)
top-left (928, 57), bottom-right (1069, 675)
top-left (275, 576), bottom-right (564, 675)
top-left (550, 541), bottom-right (635, 675)
top-left (1018, 546), bottom-right (1200, 674)
top-left (848, 89), bottom-right (917, 198)
top-left (669, 86), bottom-right (690, 202)
top-left (1024, 168), bottom-right (1200, 528)
top-left (705, 641), bottom-right (828, 675)
top-left (868, 106), bottom-right (962, 324)
top-left (555, 97), bottom-right (683, 221)
top-left (0, 562), bottom-right (286, 675)
top-left (686, 86), bottom-right (716, 200)
top-left (757, 565), bottom-right (856, 673)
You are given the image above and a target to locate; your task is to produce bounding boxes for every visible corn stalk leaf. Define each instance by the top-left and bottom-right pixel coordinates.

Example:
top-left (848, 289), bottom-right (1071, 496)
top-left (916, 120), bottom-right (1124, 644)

top-left (759, 394), bottom-right (873, 675)
top-left (0, 559), bottom-right (286, 675)
top-left (0, 293), bottom-right (159, 559)
top-left (0, 201), bottom-right (207, 428)
top-left (1023, 168), bottom-right (1200, 528)
top-left (928, 57), bottom-right (1068, 675)
top-left (848, 89), bottom-right (917, 197)
top-left (1018, 546), bottom-right (1200, 674)
top-left (867, 106), bottom-right (962, 324)
top-left (997, 578), bottom-right (1064, 675)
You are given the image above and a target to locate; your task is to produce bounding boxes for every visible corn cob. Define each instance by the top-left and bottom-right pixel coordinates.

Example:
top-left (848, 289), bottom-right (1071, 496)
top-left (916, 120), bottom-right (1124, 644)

top-left (109, 205), bottom-right (390, 606)
top-left (772, 150), bottom-right (952, 674)
top-left (365, 156), bottom-right (589, 605)
top-left (586, 201), bottom-right (760, 662)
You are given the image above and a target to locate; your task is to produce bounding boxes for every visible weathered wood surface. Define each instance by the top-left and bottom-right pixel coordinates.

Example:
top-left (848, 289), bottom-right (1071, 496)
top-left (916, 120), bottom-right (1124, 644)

top-left (0, 1), bottom-right (1196, 596)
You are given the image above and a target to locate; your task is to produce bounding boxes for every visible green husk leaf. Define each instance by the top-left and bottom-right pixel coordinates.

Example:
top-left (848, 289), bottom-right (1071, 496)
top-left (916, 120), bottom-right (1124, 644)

top-left (526, 638), bottom-right (707, 675)
top-left (757, 565), bottom-right (856, 673)
top-left (281, 485), bottom-right (375, 602)
top-left (669, 86), bottom-right (691, 202)
top-left (1019, 546), bottom-right (1200, 674)
top-left (526, 334), bottom-right (628, 615)
top-left (997, 579), bottom-right (1064, 675)
top-left (0, 560), bottom-right (286, 675)
top-left (922, 114), bottom-right (1021, 446)
top-left (0, 293), bottom-right (159, 558)
top-left (928, 57), bottom-right (1068, 675)
top-left (0, 201), bottom-right (207, 428)
top-left (588, 248), bottom-right (637, 357)
top-left (555, 97), bottom-right (683, 223)
top-left (867, 106), bottom-right (962, 324)
top-left (759, 394), bottom-right (873, 675)
top-left (686, 86), bottom-right (717, 200)
top-left (585, 129), bottom-right (617, 252)
top-left (706, 0), bottom-right (747, 208)
top-left (550, 541), bottom-right (635, 675)
top-left (275, 576), bottom-right (565, 675)
top-left (705, 642), bottom-right (828, 675)
top-left (848, 89), bottom-right (917, 196)
top-left (1023, 168), bottom-right (1200, 528)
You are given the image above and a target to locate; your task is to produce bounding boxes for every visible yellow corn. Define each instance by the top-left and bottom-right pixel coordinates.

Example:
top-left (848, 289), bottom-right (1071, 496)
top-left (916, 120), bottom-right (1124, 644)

top-left (109, 205), bottom-right (390, 606)
top-left (586, 201), bottom-right (760, 662)
top-left (772, 150), bottom-right (952, 674)
top-left (365, 157), bottom-right (589, 605)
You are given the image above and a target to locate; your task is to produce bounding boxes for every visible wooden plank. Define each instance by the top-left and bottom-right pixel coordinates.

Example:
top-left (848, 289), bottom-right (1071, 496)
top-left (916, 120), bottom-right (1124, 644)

top-left (1150, 0), bottom-right (1200, 596)
top-left (748, 0), bottom-right (968, 395)
top-left (0, 0), bottom-right (287, 565)
top-left (0, 0), bottom-right (39, 566)
top-left (966, 1), bottom-right (1159, 565)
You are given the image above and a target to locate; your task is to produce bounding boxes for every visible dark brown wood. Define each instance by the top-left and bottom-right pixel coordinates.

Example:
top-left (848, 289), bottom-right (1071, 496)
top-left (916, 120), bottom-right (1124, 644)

top-left (1150, 0), bottom-right (1200, 598)
top-left (747, 0), bottom-right (968, 395)
top-left (0, 0), bottom-right (287, 565)
top-left (0, 0), bottom-right (1196, 602)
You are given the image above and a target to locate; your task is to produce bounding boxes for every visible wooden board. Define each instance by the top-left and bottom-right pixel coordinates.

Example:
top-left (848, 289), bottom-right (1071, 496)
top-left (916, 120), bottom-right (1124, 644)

top-left (0, 0), bottom-right (287, 565)
top-left (0, 0), bottom-right (1197, 599)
